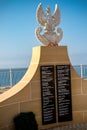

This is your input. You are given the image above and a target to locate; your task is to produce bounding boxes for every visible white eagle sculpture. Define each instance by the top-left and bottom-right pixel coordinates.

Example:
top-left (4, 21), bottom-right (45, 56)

top-left (35, 3), bottom-right (63, 46)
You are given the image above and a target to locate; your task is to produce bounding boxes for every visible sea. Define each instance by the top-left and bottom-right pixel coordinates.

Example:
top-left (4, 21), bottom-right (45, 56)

top-left (0, 65), bottom-right (87, 87)
top-left (0, 68), bottom-right (27, 87)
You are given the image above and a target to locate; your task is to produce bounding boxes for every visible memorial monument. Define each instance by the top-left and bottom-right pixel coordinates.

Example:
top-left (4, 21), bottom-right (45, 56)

top-left (36, 3), bottom-right (72, 125)
top-left (0, 3), bottom-right (87, 130)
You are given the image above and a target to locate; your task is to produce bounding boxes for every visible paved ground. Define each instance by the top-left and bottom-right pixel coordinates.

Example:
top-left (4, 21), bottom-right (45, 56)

top-left (0, 86), bottom-right (10, 94)
top-left (42, 123), bottom-right (87, 130)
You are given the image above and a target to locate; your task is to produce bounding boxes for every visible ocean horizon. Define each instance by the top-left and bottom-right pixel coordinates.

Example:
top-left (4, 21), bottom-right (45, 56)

top-left (0, 65), bottom-right (87, 87)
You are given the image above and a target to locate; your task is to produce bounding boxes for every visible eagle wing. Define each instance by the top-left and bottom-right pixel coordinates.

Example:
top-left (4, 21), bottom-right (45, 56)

top-left (53, 4), bottom-right (60, 27)
top-left (36, 3), bottom-right (46, 26)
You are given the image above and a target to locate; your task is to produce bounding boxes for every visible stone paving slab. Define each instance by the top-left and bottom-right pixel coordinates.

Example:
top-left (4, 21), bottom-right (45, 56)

top-left (41, 123), bottom-right (87, 130)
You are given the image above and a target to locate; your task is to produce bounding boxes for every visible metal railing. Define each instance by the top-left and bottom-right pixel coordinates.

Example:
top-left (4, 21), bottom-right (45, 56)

top-left (0, 68), bottom-right (27, 87)
top-left (0, 65), bottom-right (87, 87)
top-left (73, 64), bottom-right (87, 78)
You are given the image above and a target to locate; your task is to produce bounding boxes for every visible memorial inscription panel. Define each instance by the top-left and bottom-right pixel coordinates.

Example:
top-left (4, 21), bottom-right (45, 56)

top-left (56, 65), bottom-right (72, 122)
top-left (40, 65), bottom-right (56, 125)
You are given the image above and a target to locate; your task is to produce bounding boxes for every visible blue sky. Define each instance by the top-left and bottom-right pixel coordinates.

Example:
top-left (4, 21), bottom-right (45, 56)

top-left (0, 0), bottom-right (87, 68)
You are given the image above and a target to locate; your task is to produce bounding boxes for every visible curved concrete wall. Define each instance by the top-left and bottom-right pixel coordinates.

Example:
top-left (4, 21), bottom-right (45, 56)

top-left (0, 46), bottom-right (87, 130)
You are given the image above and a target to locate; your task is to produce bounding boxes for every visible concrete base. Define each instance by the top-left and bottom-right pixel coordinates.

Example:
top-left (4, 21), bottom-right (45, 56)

top-left (0, 46), bottom-right (87, 130)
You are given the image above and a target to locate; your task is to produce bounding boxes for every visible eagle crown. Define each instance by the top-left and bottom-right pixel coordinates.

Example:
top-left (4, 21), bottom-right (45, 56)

top-left (35, 3), bottom-right (63, 46)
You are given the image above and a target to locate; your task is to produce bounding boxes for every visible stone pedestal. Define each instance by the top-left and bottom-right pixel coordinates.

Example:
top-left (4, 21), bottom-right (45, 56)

top-left (0, 46), bottom-right (87, 130)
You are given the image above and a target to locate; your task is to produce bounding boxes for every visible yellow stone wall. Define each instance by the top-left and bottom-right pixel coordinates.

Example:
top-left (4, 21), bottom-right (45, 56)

top-left (0, 46), bottom-right (87, 130)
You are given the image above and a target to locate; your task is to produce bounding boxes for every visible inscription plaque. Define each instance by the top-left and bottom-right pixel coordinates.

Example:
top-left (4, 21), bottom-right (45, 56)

top-left (40, 65), bottom-right (56, 125)
top-left (56, 65), bottom-right (72, 122)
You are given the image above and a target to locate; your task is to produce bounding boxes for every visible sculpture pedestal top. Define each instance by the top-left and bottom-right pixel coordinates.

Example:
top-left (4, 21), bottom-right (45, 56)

top-left (31, 46), bottom-right (70, 65)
